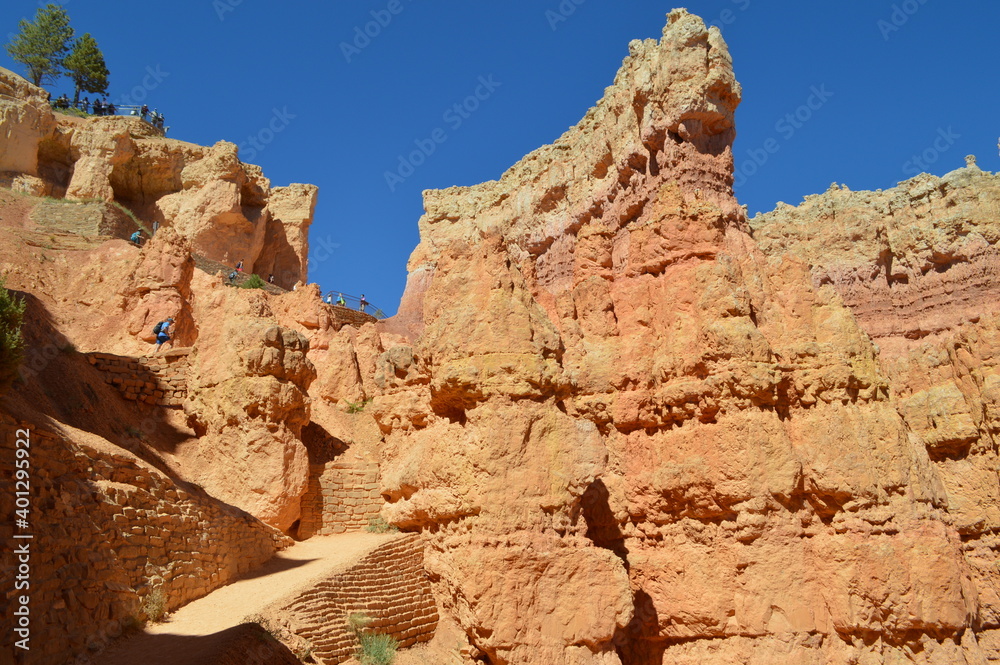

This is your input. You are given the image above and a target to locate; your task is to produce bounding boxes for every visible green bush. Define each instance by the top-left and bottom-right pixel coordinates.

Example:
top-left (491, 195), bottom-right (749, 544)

top-left (0, 277), bottom-right (26, 394)
top-left (53, 106), bottom-right (89, 118)
top-left (365, 516), bottom-right (399, 534)
top-left (358, 632), bottom-right (398, 665)
top-left (142, 587), bottom-right (166, 623)
top-left (348, 613), bottom-right (397, 665)
top-left (240, 273), bottom-right (267, 290)
top-left (346, 398), bottom-right (372, 414)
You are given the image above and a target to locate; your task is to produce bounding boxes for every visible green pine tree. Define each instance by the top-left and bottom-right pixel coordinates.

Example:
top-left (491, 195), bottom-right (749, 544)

top-left (4, 4), bottom-right (75, 88)
top-left (64, 33), bottom-right (109, 106)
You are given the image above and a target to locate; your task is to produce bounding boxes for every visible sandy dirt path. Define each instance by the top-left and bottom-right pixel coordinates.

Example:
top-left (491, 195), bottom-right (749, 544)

top-left (97, 532), bottom-right (393, 665)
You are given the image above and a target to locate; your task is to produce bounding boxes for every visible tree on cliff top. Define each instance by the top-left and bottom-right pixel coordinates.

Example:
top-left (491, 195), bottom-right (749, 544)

top-left (64, 33), bottom-right (109, 105)
top-left (0, 277), bottom-right (26, 395)
top-left (4, 4), bottom-right (74, 87)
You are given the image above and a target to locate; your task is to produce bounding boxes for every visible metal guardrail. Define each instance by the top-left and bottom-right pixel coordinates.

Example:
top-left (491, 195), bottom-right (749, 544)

top-left (323, 292), bottom-right (386, 320)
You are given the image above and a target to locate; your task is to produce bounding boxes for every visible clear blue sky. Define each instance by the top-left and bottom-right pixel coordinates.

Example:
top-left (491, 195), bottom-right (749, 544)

top-left (3, 1), bottom-right (998, 315)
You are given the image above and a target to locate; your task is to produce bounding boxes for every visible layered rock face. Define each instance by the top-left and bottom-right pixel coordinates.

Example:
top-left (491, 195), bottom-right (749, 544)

top-left (753, 165), bottom-right (1000, 663)
top-left (371, 10), bottom-right (986, 664)
top-left (0, 67), bottom-right (316, 288)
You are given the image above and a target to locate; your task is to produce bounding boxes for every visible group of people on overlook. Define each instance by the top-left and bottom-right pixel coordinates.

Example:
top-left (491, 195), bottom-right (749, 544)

top-left (52, 95), bottom-right (167, 129)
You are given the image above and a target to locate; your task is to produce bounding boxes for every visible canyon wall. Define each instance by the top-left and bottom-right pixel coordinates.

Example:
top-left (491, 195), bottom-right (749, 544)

top-left (752, 165), bottom-right (1000, 663)
top-left (368, 10), bottom-right (993, 665)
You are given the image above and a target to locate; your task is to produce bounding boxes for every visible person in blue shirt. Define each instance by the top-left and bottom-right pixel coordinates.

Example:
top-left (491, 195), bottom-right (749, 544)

top-left (155, 317), bottom-right (175, 351)
top-left (130, 230), bottom-right (142, 245)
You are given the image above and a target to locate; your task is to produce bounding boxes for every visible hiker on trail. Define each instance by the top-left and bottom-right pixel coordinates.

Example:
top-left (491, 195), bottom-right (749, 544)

top-left (235, 259), bottom-right (244, 272)
top-left (268, 273), bottom-right (275, 284)
top-left (325, 292), bottom-right (333, 305)
top-left (228, 270), bottom-right (238, 284)
top-left (107, 102), bottom-right (116, 115)
top-left (141, 104), bottom-right (149, 120)
top-left (359, 294), bottom-right (369, 313)
top-left (336, 293), bottom-right (346, 307)
top-left (130, 230), bottom-right (142, 245)
top-left (154, 317), bottom-right (175, 351)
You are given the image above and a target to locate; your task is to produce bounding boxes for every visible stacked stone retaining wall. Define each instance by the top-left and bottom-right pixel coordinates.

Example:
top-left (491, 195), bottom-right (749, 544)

top-left (0, 414), bottom-right (290, 664)
top-left (299, 460), bottom-right (383, 538)
top-left (329, 304), bottom-right (378, 329)
top-left (88, 348), bottom-right (190, 407)
top-left (277, 534), bottom-right (438, 663)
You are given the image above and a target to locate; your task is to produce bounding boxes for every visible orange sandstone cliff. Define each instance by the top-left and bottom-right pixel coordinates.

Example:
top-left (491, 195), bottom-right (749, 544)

top-left (369, 10), bottom-right (994, 665)
top-left (2, 8), bottom-right (1000, 665)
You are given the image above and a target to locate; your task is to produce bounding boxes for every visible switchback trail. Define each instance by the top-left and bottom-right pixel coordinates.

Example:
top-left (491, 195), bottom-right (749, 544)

top-left (96, 532), bottom-right (394, 665)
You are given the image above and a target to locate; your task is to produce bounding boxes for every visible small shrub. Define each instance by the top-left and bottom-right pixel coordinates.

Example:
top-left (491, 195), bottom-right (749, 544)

top-left (240, 273), bottom-right (267, 290)
top-left (0, 277), bottom-right (27, 394)
top-left (346, 398), bottom-right (372, 414)
top-left (54, 106), bottom-right (90, 119)
top-left (348, 613), bottom-right (397, 665)
top-left (358, 633), bottom-right (398, 665)
top-left (142, 587), bottom-right (166, 623)
top-left (365, 517), bottom-right (399, 534)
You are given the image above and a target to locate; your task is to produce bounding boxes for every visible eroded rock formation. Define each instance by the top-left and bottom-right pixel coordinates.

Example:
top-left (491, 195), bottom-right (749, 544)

top-left (752, 165), bottom-right (1000, 664)
top-left (0, 67), bottom-right (316, 288)
top-left (366, 10), bottom-right (993, 665)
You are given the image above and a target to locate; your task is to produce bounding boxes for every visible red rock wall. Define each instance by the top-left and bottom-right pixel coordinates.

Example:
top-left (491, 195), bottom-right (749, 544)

top-left (752, 165), bottom-right (1000, 665)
